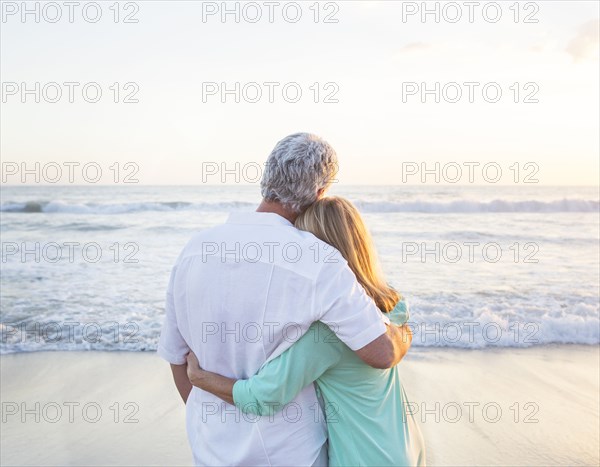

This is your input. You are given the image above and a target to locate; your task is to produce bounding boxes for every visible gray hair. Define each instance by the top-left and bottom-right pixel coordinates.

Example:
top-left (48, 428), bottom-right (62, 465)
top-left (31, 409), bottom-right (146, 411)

top-left (261, 133), bottom-right (338, 213)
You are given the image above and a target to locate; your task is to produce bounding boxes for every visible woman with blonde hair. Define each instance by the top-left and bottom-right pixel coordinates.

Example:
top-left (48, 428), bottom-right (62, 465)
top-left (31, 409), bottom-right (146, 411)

top-left (187, 196), bottom-right (426, 466)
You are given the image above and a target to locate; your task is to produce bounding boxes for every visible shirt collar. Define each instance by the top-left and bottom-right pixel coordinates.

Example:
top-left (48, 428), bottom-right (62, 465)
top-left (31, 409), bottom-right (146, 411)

top-left (226, 211), bottom-right (294, 227)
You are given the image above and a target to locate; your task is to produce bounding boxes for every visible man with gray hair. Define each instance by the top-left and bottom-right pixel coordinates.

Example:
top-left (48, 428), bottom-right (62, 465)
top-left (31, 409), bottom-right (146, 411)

top-left (158, 133), bottom-right (410, 466)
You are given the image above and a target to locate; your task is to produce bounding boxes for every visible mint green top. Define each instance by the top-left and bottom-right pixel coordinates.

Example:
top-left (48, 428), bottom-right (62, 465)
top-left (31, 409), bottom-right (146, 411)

top-left (232, 300), bottom-right (426, 466)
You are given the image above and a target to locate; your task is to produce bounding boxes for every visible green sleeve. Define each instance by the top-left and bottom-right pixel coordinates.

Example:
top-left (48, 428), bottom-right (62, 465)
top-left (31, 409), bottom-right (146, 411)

top-left (388, 298), bottom-right (409, 326)
top-left (232, 321), bottom-right (342, 416)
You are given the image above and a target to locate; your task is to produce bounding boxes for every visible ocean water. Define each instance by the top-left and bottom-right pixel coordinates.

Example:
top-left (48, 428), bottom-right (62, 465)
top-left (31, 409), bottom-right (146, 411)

top-left (1, 185), bottom-right (598, 353)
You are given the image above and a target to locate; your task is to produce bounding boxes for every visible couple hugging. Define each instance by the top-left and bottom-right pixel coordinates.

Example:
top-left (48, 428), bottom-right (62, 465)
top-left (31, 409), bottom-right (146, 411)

top-left (158, 133), bottom-right (425, 466)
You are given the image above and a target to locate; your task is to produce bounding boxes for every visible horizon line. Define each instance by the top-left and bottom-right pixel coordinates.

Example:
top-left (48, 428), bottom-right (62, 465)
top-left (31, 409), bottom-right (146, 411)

top-left (1, 183), bottom-right (599, 188)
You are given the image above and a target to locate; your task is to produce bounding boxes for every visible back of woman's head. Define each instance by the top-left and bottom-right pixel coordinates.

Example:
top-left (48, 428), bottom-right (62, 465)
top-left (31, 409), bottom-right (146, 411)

top-left (295, 196), bottom-right (399, 312)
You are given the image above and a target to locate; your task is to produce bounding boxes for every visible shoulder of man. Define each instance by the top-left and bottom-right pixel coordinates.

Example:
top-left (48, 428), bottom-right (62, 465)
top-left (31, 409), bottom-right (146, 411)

top-left (173, 223), bottom-right (231, 265)
top-left (291, 229), bottom-right (348, 271)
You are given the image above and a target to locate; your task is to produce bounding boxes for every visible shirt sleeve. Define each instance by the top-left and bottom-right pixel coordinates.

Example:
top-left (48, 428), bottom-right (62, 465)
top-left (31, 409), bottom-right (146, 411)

top-left (232, 322), bottom-right (342, 416)
top-left (314, 252), bottom-right (388, 351)
top-left (157, 266), bottom-right (190, 364)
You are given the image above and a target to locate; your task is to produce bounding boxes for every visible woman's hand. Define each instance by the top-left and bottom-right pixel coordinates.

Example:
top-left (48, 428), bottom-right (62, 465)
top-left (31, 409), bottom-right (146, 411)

top-left (186, 351), bottom-right (206, 388)
top-left (185, 351), bottom-right (236, 405)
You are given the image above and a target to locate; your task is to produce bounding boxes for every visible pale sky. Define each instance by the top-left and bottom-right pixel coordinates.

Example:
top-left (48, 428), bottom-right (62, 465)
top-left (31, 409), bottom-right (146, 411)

top-left (1, 0), bottom-right (599, 185)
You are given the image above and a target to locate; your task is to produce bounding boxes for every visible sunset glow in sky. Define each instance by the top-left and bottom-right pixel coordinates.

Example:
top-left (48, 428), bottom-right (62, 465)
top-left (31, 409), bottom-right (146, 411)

top-left (1, 1), bottom-right (598, 185)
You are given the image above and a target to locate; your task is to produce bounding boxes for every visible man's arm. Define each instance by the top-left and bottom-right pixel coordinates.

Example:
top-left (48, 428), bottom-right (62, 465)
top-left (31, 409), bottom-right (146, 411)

top-left (315, 251), bottom-right (413, 369)
top-left (355, 323), bottom-right (412, 369)
top-left (170, 363), bottom-right (192, 403)
top-left (158, 265), bottom-right (193, 401)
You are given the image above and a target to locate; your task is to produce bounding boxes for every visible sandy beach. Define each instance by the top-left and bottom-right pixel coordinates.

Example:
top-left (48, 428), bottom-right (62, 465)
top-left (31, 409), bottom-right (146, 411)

top-left (1, 345), bottom-right (598, 466)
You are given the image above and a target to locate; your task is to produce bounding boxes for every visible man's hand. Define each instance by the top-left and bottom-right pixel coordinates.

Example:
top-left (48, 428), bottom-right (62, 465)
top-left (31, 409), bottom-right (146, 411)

top-left (355, 323), bottom-right (412, 369)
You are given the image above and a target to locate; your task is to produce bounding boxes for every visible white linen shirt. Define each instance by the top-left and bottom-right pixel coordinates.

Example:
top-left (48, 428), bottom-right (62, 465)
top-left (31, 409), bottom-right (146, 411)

top-left (158, 212), bottom-right (388, 466)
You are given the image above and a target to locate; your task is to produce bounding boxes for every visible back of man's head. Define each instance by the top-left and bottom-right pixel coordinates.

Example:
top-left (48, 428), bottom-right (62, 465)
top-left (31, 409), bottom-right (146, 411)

top-left (260, 133), bottom-right (338, 214)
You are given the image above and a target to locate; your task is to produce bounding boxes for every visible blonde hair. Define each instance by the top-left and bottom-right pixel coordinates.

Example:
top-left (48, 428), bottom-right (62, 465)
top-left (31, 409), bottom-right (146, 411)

top-left (296, 196), bottom-right (400, 312)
